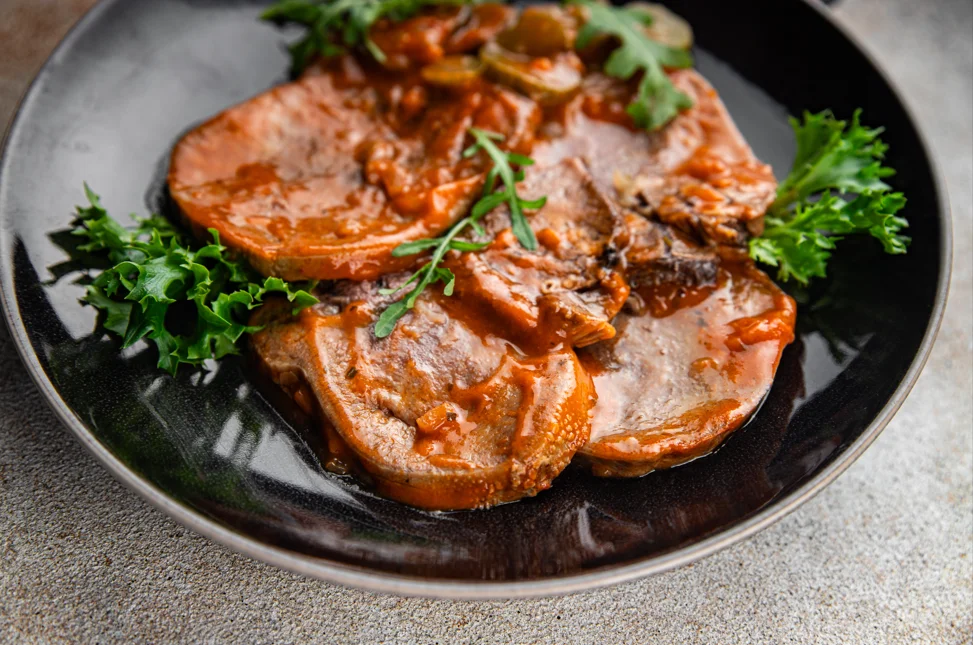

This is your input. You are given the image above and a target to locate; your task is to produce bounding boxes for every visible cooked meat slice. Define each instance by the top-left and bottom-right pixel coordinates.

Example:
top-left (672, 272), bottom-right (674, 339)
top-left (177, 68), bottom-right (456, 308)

top-left (533, 69), bottom-right (776, 247)
top-left (621, 70), bottom-right (777, 246)
top-left (445, 158), bottom-right (630, 349)
top-left (532, 73), bottom-right (659, 190)
top-left (169, 57), bottom-right (541, 281)
top-left (622, 213), bottom-right (720, 289)
top-left (250, 280), bottom-right (595, 510)
top-left (577, 263), bottom-right (796, 478)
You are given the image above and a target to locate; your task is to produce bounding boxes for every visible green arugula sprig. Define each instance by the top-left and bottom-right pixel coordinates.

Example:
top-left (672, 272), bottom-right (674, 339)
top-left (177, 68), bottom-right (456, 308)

top-left (750, 110), bottom-right (910, 285)
top-left (262, 0), bottom-right (485, 74)
top-left (464, 128), bottom-right (543, 250)
top-left (571, 0), bottom-right (694, 131)
top-left (73, 185), bottom-right (317, 375)
top-left (374, 128), bottom-right (545, 337)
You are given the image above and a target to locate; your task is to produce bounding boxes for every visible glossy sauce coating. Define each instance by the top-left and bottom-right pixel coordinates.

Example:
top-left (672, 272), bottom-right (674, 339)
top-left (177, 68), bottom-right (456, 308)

top-left (251, 281), bottom-right (594, 510)
top-left (534, 70), bottom-right (777, 247)
top-left (171, 9), bottom-right (772, 281)
top-left (578, 264), bottom-right (796, 477)
top-left (170, 54), bottom-right (545, 280)
top-left (220, 4), bottom-right (801, 505)
top-left (446, 158), bottom-right (630, 350)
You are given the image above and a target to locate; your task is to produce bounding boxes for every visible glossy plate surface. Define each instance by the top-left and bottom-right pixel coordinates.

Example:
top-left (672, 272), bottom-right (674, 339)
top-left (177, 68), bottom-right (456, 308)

top-left (0, 0), bottom-right (950, 598)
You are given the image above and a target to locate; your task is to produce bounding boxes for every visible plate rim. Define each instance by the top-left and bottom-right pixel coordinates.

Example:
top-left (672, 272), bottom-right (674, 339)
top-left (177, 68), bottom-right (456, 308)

top-left (0, 0), bottom-right (953, 599)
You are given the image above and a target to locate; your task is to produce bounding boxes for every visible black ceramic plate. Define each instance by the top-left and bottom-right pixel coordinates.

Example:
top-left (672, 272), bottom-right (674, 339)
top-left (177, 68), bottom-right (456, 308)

top-left (0, 0), bottom-right (950, 598)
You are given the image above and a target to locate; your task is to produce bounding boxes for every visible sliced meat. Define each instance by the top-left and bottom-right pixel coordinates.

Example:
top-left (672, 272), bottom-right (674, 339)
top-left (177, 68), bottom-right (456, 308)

top-left (534, 69), bottom-right (777, 247)
top-left (250, 280), bottom-right (595, 510)
top-left (577, 263), bottom-right (796, 477)
top-left (533, 73), bottom-right (660, 190)
top-left (169, 57), bottom-right (541, 281)
top-left (445, 158), bottom-right (630, 349)
top-left (622, 213), bottom-right (720, 289)
top-left (620, 70), bottom-right (778, 246)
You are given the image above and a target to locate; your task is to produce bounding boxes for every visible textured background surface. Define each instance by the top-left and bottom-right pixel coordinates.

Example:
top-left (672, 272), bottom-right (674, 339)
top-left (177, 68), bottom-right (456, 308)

top-left (0, 0), bottom-right (970, 643)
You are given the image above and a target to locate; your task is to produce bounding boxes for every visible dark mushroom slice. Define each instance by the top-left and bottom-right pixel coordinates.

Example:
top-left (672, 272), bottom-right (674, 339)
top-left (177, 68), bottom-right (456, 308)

top-left (445, 158), bottom-right (631, 350)
top-left (169, 57), bottom-right (541, 281)
top-left (577, 262), bottom-right (797, 478)
top-left (250, 280), bottom-right (595, 511)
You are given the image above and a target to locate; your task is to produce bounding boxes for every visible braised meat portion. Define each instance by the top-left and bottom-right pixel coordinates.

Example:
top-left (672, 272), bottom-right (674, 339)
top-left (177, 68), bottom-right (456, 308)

top-left (577, 264), bottom-right (796, 477)
top-left (169, 57), bottom-right (540, 281)
top-left (446, 158), bottom-right (630, 349)
top-left (624, 71), bottom-right (777, 247)
top-left (169, 1), bottom-right (803, 509)
top-left (622, 213), bottom-right (720, 289)
top-left (534, 70), bottom-right (777, 248)
top-left (250, 280), bottom-right (594, 510)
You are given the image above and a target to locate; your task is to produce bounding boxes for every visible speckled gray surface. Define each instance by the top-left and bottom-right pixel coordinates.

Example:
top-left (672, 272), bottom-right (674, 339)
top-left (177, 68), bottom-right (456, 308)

top-left (1, 0), bottom-right (971, 643)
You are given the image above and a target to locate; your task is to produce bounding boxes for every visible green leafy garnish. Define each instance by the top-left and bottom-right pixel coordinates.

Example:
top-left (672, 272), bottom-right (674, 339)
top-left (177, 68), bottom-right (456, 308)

top-left (374, 128), bottom-right (544, 337)
top-left (72, 185), bottom-right (317, 375)
top-left (774, 109), bottom-right (897, 209)
top-left (750, 110), bottom-right (910, 285)
top-left (463, 128), bottom-right (544, 250)
top-left (261, 0), bottom-right (486, 74)
top-left (571, 0), bottom-right (694, 131)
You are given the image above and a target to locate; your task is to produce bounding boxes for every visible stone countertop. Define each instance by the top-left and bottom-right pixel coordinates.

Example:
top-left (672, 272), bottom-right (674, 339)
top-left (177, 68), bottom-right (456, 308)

top-left (0, 1), bottom-right (970, 643)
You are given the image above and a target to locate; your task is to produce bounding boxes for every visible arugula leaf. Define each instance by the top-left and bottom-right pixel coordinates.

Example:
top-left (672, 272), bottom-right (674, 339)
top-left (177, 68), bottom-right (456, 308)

top-left (463, 127), bottom-right (543, 250)
top-left (262, 0), bottom-right (486, 74)
top-left (750, 111), bottom-right (909, 285)
top-left (374, 128), bottom-right (543, 337)
top-left (571, 0), bottom-right (694, 131)
top-left (73, 185), bottom-right (317, 375)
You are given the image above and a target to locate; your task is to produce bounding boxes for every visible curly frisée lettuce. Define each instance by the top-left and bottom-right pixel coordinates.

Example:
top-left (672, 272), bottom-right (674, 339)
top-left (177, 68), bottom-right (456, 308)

top-left (750, 110), bottom-right (910, 285)
top-left (72, 184), bottom-right (317, 375)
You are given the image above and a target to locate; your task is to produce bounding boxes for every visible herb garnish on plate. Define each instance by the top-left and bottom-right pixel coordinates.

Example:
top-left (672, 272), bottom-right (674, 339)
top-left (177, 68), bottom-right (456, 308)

top-left (73, 185), bottom-right (317, 375)
top-left (750, 110), bottom-right (910, 285)
top-left (374, 128), bottom-right (546, 338)
top-left (570, 0), bottom-right (695, 131)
